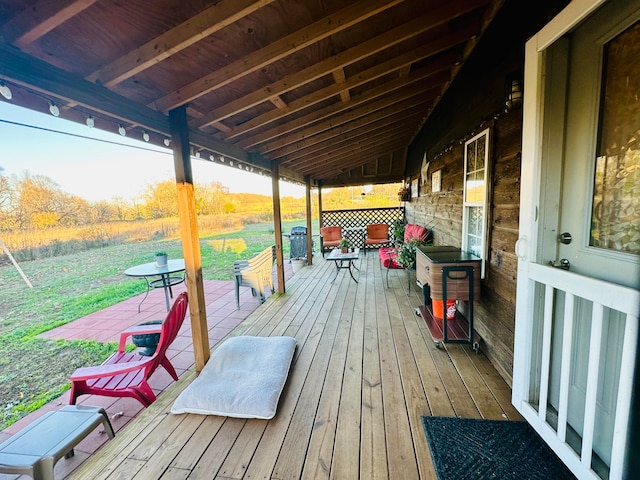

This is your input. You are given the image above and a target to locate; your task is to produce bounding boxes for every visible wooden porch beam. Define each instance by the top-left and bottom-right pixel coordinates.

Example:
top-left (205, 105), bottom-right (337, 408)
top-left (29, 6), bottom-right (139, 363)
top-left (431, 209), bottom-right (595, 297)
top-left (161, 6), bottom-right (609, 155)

top-left (305, 176), bottom-right (313, 266)
top-left (169, 106), bottom-right (210, 372)
top-left (88, 0), bottom-right (275, 87)
top-left (2, 0), bottom-right (97, 48)
top-left (193, 0), bottom-right (482, 129)
top-left (223, 50), bottom-right (458, 142)
top-left (271, 163), bottom-right (285, 294)
top-left (251, 85), bottom-right (439, 154)
top-left (157, 0), bottom-right (404, 112)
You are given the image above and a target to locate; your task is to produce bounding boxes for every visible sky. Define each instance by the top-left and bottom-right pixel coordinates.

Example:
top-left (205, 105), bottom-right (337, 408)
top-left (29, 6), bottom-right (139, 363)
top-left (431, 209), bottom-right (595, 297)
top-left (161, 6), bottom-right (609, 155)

top-left (0, 101), bottom-right (305, 202)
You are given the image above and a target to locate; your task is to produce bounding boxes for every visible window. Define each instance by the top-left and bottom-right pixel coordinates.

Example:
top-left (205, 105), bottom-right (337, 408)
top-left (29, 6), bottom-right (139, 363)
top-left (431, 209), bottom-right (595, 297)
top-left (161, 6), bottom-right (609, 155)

top-left (462, 128), bottom-right (491, 277)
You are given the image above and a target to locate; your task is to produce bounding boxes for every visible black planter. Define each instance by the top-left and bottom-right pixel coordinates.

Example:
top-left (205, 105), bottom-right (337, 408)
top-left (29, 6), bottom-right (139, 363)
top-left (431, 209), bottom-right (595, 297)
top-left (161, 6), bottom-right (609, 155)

top-left (132, 319), bottom-right (163, 356)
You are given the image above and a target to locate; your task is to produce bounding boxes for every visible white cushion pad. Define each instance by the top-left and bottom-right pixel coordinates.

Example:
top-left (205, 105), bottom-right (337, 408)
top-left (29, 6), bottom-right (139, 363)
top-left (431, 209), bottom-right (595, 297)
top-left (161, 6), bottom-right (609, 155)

top-left (171, 336), bottom-right (296, 419)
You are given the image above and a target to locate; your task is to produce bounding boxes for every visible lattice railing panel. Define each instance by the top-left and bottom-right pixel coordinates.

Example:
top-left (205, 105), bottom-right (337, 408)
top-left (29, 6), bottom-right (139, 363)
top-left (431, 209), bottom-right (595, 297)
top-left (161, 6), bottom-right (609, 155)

top-left (321, 207), bottom-right (405, 248)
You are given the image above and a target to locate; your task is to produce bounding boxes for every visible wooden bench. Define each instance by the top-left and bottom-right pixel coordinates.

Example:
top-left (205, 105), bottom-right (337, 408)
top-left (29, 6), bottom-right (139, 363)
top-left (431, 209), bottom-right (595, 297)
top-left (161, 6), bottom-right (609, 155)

top-left (0, 405), bottom-right (115, 480)
top-left (234, 246), bottom-right (276, 308)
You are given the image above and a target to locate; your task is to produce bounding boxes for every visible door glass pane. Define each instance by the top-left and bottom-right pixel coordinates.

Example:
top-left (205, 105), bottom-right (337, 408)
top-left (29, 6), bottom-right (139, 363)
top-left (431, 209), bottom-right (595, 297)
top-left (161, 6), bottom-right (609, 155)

top-left (590, 21), bottom-right (640, 254)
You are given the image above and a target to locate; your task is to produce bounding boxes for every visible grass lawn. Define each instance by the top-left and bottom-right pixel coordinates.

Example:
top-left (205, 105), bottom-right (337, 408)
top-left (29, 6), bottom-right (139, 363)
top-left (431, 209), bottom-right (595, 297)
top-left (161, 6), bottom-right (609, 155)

top-left (0, 220), bottom-right (309, 429)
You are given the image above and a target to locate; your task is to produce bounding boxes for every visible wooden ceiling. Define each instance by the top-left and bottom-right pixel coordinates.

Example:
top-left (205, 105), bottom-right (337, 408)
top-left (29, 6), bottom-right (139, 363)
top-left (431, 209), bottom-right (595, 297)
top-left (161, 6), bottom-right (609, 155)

top-left (0, 0), bottom-right (502, 186)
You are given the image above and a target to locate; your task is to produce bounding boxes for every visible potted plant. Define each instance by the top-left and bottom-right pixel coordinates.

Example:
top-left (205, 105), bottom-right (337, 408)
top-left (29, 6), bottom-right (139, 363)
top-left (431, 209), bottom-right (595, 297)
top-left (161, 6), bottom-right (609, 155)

top-left (392, 220), bottom-right (406, 246)
top-left (155, 251), bottom-right (168, 267)
top-left (339, 237), bottom-right (350, 253)
top-left (397, 240), bottom-right (420, 269)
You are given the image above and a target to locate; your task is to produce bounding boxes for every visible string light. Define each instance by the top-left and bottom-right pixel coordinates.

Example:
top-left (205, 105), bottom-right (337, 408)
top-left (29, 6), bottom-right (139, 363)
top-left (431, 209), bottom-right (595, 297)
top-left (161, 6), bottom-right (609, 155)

top-left (0, 81), bottom-right (12, 100)
top-left (219, 156), bottom-right (225, 163)
top-left (49, 101), bottom-right (60, 117)
top-left (86, 115), bottom-right (94, 128)
top-left (195, 150), bottom-right (201, 158)
top-left (142, 130), bottom-right (150, 142)
top-left (229, 160), bottom-right (233, 166)
top-left (163, 137), bottom-right (171, 146)
top-left (118, 124), bottom-right (126, 136)
top-left (209, 154), bottom-right (215, 161)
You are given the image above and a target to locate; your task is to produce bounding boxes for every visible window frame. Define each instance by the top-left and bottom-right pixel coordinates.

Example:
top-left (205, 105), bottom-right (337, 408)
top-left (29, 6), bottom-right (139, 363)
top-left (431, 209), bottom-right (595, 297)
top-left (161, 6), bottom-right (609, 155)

top-left (461, 127), bottom-right (491, 278)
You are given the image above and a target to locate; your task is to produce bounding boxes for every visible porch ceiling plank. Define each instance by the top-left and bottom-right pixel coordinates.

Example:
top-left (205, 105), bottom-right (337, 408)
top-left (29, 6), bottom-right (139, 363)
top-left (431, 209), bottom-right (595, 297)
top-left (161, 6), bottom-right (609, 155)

top-left (243, 82), bottom-right (438, 152)
top-left (193, 1), bottom-right (481, 130)
top-left (293, 140), bottom-right (410, 178)
top-left (1, 0), bottom-right (97, 47)
top-left (223, 52), bottom-right (458, 143)
top-left (87, 0), bottom-right (276, 87)
top-left (225, 52), bottom-right (458, 140)
top-left (0, 43), bottom-right (170, 133)
top-left (154, 0), bottom-right (405, 113)
top-left (280, 115), bottom-right (424, 168)
top-left (69, 253), bottom-right (517, 479)
top-left (272, 107), bottom-right (428, 161)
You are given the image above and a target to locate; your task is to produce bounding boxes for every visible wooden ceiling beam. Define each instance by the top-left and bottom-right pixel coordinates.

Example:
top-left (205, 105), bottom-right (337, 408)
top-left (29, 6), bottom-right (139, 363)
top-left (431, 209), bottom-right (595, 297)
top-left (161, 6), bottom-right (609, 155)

top-left (244, 77), bottom-right (443, 152)
top-left (302, 139), bottom-right (408, 178)
top-left (1, 0), bottom-right (97, 48)
top-left (285, 130), bottom-right (414, 174)
top-left (287, 118), bottom-right (420, 168)
top-left (222, 49), bottom-right (459, 141)
top-left (193, 0), bottom-right (482, 129)
top-left (154, 0), bottom-right (405, 112)
top-left (332, 68), bottom-right (351, 103)
top-left (88, 0), bottom-right (275, 87)
top-left (279, 111), bottom-right (425, 166)
top-left (270, 109), bottom-right (429, 163)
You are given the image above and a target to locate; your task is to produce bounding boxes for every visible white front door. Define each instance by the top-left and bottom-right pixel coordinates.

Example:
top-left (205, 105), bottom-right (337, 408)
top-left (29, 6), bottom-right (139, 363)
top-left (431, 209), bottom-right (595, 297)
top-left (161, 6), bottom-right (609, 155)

top-left (513, 1), bottom-right (640, 479)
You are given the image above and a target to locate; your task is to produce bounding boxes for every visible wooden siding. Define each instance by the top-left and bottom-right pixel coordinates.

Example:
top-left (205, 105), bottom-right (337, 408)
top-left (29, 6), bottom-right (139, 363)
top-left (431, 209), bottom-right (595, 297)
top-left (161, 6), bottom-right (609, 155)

top-left (70, 252), bottom-right (520, 479)
top-left (406, 112), bottom-right (522, 385)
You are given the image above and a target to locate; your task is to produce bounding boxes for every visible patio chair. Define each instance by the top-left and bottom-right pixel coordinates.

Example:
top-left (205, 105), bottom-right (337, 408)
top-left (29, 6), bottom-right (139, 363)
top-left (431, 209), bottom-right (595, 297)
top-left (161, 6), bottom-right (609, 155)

top-left (319, 226), bottom-right (342, 257)
top-left (379, 224), bottom-right (432, 288)
top-left (364, 223), bottom-right (391, 255)
top-left (69, 292), bottom-right (189, 407)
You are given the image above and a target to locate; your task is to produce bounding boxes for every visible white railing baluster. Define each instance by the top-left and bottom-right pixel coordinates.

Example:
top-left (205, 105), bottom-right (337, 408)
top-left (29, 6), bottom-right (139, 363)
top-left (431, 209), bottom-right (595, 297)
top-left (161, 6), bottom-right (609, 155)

top-left (538, 284), bottom-right (555, 422)
top-left (609, 312), bottom-right (639, 479)
top-left (581, 302), bottom-right (604, 468)
top-left (557, 292), bottom-right (575, 442)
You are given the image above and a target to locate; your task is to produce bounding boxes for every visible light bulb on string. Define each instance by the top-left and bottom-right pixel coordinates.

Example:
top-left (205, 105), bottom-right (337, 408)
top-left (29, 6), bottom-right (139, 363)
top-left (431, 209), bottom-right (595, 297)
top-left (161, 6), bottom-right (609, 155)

top-left (209, 154), bottom-right (215, 161)
top-left (229, 160), bottom-right (233, 166)
top-left (195, 150), bottom-right (201, 158)
top-left (0, 82), bottom-right (12, 100)
top-left (118, 124), bottom-right (126, 136)
top-left (219, 156), bottom-right (225, 163)
top-left (164, 137), bottom-right (171, 147)
top-left (86, 115), bottom-right (94, 128)
top-left (49, 101), bottom-right (60, 117)
top-left (142, 131), bottom-right (150, 142)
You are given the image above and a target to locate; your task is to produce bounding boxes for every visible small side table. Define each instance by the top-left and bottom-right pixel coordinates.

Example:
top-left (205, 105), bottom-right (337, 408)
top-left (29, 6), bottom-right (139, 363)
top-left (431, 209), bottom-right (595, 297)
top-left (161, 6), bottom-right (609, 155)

top-left (326, 248), bottom-right (360, 283)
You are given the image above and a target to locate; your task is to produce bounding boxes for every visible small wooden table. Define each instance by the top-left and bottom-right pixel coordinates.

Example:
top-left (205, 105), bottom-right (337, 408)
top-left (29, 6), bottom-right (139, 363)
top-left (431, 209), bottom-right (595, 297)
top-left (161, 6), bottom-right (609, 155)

top-left (326, 248), bottom-right (360, 283)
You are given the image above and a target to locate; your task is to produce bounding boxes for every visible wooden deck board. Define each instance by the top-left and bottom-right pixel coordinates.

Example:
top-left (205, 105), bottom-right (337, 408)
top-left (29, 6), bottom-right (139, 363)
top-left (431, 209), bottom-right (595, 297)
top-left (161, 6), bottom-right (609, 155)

top-left (70, 253), bottom-right (516, 480)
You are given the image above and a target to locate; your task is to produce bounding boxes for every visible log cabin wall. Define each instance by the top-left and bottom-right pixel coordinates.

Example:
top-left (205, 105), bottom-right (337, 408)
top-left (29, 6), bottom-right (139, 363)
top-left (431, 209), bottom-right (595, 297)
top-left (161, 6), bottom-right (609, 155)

top-left (403, 0), bottom-right (570, 385)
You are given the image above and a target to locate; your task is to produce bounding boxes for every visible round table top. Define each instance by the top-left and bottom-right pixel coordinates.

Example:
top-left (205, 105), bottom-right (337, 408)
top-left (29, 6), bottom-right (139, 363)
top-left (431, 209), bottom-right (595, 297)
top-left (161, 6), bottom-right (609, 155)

top-left (124, 258), bottom-right (185, 277)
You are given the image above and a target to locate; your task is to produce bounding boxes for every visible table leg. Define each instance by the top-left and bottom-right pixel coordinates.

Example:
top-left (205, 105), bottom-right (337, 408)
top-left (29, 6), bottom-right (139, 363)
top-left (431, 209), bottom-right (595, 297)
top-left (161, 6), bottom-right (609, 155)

top-left (160, 274), bottom-right (171, 311)
top-left (348, 260), bottom-right (358, 283)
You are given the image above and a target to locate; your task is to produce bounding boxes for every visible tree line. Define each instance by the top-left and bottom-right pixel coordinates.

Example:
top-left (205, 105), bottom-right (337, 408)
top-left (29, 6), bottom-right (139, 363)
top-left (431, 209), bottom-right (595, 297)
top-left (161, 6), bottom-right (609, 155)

top-left (0, 168), bottom-right (401, 232)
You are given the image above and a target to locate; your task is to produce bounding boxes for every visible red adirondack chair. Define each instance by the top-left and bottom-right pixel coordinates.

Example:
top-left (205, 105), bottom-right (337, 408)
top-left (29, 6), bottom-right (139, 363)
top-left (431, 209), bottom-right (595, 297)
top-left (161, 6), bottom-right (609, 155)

top-left (69, 292), bottom-right (189, 407)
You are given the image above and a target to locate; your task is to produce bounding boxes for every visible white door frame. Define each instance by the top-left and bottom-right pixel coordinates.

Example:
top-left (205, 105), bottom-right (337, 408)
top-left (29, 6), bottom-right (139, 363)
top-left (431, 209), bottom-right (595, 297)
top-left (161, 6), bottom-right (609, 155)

top-left (513, 1), bottom-right (640, 479)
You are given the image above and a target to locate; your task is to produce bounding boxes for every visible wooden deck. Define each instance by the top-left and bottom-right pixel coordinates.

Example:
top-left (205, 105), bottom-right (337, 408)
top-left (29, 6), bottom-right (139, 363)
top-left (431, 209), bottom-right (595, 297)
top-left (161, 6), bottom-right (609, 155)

top-left (70, 251), bottom-right (521, 480)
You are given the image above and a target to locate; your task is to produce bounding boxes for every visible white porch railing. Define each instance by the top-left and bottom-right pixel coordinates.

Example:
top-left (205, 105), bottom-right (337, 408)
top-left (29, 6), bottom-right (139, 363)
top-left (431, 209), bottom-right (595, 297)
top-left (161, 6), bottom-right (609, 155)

top-left (517, 263), bottom-right (639, 480)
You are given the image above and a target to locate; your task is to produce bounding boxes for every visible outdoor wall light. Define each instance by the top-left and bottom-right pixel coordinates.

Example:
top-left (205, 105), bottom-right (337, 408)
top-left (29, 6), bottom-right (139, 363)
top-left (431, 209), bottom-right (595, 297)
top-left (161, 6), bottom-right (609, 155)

top-left (0, 81), bottom-right (12, 100)
top-left (505, 79), bottom-right (522, 111)
top-left (49, 101), bottom-right (60, 117)
top-left (86, 115), bottom-right (94, 127)
top-left (142, 130), bottom-right (150, 142)
top-left (118, 124), bottom-right (126, 136)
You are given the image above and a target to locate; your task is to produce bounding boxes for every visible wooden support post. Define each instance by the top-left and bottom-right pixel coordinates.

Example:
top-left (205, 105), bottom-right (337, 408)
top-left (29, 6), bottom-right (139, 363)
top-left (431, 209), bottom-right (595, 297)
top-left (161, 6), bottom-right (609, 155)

top-left (169, 106), bottom-right (210, 371)
top-left (318, 183), bottom-right (324, 227)
top-left (305, 176), bottom-right (313, 266)
top-left (271, 163), bottom-right (285, 294)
